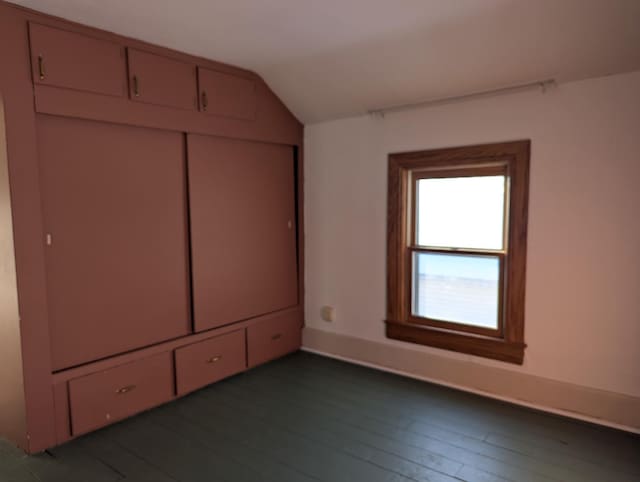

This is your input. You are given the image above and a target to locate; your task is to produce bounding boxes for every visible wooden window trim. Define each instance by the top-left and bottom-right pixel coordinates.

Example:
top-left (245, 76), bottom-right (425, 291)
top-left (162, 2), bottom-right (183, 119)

top-left (386, 140), bottom-right (530, 364)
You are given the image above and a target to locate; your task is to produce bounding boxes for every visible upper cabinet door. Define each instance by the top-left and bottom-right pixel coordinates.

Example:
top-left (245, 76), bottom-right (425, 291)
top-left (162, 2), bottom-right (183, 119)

top-left (38, 116), bottom-right (192, 371)
top-left (29, 23), bottom-right (127, 96)
top-left (198, 68), bottom-right (256, 120)
top-left (127, 49), bottom-right (198, 110)
top-left (188, 135), bottom-right (298, 332)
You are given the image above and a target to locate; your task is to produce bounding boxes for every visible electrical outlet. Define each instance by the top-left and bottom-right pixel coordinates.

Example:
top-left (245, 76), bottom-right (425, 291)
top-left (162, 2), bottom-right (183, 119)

top-left (321, 306), bottom-right (335, 322)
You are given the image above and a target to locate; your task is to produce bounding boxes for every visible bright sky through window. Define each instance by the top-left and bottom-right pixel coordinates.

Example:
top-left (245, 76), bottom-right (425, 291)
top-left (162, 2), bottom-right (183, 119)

top-left (416, 176), bottom-right (505, 250)
top-left (413, 252), bottom-right (500, 329)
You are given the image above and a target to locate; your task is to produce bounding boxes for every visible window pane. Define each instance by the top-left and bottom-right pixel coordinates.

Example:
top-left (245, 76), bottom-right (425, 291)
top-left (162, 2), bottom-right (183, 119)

top-left (413, 252), bottom-right (500, 329)
top-left (416, 176), bottom-right (505, 250)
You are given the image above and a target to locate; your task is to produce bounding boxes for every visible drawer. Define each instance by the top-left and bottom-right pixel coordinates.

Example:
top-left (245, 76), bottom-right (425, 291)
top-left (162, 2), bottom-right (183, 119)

top-left (247, 312), bottom-right (302, 368)
top-left (175, 330), bottom-right (247, 395)
top-left (69, 352), bottom-right (174, 436)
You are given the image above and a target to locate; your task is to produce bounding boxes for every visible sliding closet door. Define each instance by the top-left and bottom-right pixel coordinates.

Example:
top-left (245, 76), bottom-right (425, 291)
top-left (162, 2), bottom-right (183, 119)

top-left (188, 135), bottom-right (298, 331)
top-left (38, 116), bottom-right (191, 370)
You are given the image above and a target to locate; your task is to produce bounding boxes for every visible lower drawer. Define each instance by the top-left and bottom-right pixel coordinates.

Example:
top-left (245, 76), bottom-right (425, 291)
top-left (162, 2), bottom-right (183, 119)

top-left (247, 312), bottom-right (301, 368)
top-left (68, 352), bottom-right (174, 435)
top-left (175, 329), bottom-right (246, 395)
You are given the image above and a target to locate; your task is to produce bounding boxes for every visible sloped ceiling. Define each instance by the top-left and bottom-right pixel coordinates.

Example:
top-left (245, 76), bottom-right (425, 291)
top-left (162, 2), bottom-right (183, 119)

top-left (7, 0), bottom-right (640, 123)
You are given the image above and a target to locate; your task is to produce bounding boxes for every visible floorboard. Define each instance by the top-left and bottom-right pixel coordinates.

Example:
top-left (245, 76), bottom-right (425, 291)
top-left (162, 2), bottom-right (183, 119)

top-left (0, 352), bottom-right (638, 482)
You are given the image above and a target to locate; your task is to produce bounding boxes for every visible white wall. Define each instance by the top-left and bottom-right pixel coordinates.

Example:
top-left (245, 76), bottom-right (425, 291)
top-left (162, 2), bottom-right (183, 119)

top-left (304, 70), bottom-right (640, 399)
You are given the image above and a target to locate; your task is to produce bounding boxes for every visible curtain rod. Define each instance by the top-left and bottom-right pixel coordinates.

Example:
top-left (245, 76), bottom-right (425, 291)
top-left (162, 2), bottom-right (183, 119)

top-left (368, 79), bottom-right (556, 117)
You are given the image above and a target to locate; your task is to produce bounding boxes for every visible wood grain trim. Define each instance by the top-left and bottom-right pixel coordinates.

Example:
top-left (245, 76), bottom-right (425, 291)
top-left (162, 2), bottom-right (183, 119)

top-left (411, 164), bottom-right (507, 180)
top-left (389, 140), bottom-right (528, 167)
top-left (386, 156), bottom-right (409, 322)
top-left (504, 142), bottom-right (530, 344)
top-left (386, 140), bottom-right (530, 364)
top-left (386, 320), bottom-right (525, 364)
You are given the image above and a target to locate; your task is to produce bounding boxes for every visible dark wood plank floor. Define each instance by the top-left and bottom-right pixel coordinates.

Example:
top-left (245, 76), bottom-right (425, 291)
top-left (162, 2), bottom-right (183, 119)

top-left (1, 352), bottom-right (639, 482)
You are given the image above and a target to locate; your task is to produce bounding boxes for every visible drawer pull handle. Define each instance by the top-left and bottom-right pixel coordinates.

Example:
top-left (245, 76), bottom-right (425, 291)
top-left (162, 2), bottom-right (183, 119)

top-left (132, 75), bottom-right (140, 97)
top-left (38, 55), bottom-right (45, 80)
top-left (116, 385), bottom-right (136, 395)
top-left (201, 91), bottom-right (208, 111)
top-left (271, 333), bottom-right (282, 341)
top-left (206, 355), bottom-right (222, 364)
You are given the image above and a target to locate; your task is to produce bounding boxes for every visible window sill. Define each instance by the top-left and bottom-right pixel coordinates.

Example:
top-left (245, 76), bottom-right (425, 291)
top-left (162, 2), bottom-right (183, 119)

top-left (385, 319), bottom-right (525, 364)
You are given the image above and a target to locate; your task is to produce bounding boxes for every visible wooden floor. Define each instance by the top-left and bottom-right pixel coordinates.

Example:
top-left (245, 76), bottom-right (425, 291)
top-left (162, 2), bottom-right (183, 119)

top-left (1, 352), bottom-right (639, 482)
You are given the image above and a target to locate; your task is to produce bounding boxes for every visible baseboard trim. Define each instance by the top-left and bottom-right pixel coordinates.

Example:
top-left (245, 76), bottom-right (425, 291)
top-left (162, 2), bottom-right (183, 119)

top-left (302, 328), bottom-right (640, 434)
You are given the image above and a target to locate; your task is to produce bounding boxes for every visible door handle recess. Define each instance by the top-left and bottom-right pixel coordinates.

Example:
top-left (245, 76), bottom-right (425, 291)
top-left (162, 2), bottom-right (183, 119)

top-left (271, 333), bottom-right (282, 341)
top-left (132, 75), bottom-right (140, 97)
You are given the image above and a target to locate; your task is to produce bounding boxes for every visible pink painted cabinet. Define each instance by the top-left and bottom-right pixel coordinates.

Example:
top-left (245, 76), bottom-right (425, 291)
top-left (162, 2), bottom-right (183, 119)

top-left (197, 67), bottom-right (256, 120)
top-left (0, 0), bottom-right (304, 453)
top-left (28, 23), bottom-right (127, 97)
top-left (187, 135), bottom-right (299, 332)
top-left (127, 48), bottom-right (198, 110)
top-left (37, 116), bottom-right (192, 371)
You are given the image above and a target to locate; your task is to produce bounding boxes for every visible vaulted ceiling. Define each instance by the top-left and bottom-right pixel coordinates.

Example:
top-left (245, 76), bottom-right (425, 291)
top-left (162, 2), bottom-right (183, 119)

top-left (8, 0), bottom-right (640, 123)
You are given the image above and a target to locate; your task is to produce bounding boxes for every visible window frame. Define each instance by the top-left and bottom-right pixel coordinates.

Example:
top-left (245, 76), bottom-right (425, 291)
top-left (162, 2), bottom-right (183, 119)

top-left (386, 141), bottom-right (530, 364)
top-left (409, 165), bottom-right (508, 338)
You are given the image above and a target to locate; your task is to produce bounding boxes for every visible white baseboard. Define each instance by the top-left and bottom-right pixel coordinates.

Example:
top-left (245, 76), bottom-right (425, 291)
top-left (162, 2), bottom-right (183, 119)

top-left (302, 328), bottom-right (640, 434)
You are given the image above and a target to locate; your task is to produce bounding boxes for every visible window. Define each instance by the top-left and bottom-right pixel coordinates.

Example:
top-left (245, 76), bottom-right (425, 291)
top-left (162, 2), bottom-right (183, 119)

top-left (386, 141), bottom-right (530, 363)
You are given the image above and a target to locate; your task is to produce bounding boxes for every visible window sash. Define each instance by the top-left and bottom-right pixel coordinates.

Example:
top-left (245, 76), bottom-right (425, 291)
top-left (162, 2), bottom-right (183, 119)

top-left (408, 164), bottom-right (509, 336)
top-left (406, 247), bottom-right (506, 338)
top-left (410, 164), bottom-right (510, 252)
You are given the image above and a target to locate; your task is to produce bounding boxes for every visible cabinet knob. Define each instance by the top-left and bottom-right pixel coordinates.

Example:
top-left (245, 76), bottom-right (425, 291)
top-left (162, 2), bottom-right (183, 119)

top-left (206, 355), bottom-right (222, 364)
top-left (271, 333), bottom-right (282, 341)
